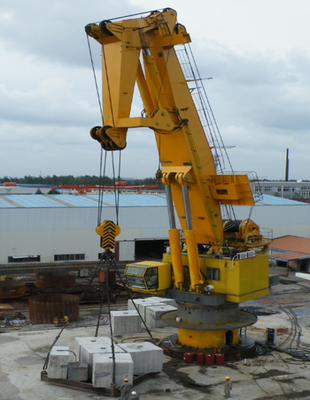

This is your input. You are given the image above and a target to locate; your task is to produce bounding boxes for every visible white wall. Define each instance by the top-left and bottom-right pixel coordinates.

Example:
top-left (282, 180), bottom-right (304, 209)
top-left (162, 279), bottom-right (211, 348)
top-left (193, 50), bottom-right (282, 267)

top-left (118, 241), bottom-right (135, 262)
top-left (233, 204), bottom-right (310, 239)
top-left (0, 206), bottom-right (170, 264)
top-left (1, 201), bottom-right (309, 265)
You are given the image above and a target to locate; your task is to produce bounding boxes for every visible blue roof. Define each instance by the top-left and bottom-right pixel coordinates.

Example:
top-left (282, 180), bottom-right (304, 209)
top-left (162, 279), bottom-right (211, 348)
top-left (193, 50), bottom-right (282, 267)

top-left (0, 193), bottom-right (168, 209)
top-left (0, 193), bottom-right (306, 209)
top-left (0, 197), bottom-right (16, 208)
top-left (256, 194), bottom-right (309, 206)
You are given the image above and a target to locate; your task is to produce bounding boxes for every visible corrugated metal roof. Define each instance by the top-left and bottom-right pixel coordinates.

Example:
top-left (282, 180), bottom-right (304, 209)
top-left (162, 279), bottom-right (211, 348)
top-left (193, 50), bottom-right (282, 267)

top-left (4, 194), bottom-right (67, 208)
top-left (0, 196), bottom-right (16, 208)
top-left (0, 192), bottom-right (306, 209)
top-left (269, 235), bottom-right (310, 261)
top-left (87, 193), bottom-right (167, 207)
top-left (270, 235), bottom-right (310, 254)
top-left (269, 251), bottom-right (310, 261)
top-left (257, 195), bottom-right (309, 206)
top-left (0, 193), bottom-right (168, 209)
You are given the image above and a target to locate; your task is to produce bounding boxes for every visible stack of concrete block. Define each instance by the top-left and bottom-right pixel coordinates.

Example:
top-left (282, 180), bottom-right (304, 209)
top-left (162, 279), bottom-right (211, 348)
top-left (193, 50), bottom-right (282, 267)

top-left (48, 345), bottom-right (70, 379)
top-left (128, 297), bottom-right (177, 322)
top-left (92, 353), bottom-right (134, 388)
top-left (146, 296), bottom-right (178, 308)
top-left (127, 298), bottom-right (156, 312)
top-left (137, 301), bottom-right (160, 322)
top-left (118, 342), bottom-right (163, 375)
top-left (127, 298), bottom-right (161, 321)
top-left (110, 310), bottom-right (141, 334)
top-left (74, 336), bottom-right (114, 362)
top-left (80, 341), bottom-right (124, 377)
top-left (145, 304), bottom-right (177, 328)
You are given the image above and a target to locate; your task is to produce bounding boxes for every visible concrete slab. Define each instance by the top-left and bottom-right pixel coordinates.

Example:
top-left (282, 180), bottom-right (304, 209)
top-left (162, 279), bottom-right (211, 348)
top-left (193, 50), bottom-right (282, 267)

top-left (110, 310), bottom-right (141, 334)
top-left (118, 341), bottom-right (163, 375)
top-left (2, 276), bottom-right (310, 399)
top-left (92, 352), bottom-right (133, 388)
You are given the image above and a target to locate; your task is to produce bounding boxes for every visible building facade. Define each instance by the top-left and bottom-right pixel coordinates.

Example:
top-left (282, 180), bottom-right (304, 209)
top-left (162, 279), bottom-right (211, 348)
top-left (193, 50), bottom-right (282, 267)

top-left (253, 181), bottom-right (310, 200)
top-left (1, 193), bottom-right (310, 271)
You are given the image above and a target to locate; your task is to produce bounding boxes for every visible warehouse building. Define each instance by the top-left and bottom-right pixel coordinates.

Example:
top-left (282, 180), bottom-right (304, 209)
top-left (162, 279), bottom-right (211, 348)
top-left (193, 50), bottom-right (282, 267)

top-left (0, 193), bottom-right (170, 268)
top-left (0, 193), bottom-right (309, 270)
top-left (252, 180), bottom-right (310, 200)
top-left (268, 235), bottom-right (310, 273)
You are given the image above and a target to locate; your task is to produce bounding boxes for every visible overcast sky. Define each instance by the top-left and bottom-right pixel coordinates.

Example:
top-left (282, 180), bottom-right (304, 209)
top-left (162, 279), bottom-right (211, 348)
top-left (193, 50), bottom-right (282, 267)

top-left (1, 0), bottom-right (310, 181)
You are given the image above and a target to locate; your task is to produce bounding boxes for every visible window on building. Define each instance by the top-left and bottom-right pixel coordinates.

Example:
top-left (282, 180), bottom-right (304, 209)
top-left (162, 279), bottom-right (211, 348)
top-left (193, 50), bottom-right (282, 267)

top-left (54, 254), bottom-right (85, 261)
top-left (8, 255), bottom-right (41, 263)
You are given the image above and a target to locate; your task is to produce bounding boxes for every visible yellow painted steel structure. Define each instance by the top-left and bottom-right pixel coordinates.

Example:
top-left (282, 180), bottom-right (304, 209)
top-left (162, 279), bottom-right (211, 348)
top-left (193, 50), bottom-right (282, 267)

top-left (163, 253), bottom-right (270, 303)
top-left (124, 261), bottom-right (171, 295)
top-left (86, 8), bottom-right (271, 350)
top-left (85, 9), bottom-right (257, 249)
top-left (178, 329), bottom-right (240, 349)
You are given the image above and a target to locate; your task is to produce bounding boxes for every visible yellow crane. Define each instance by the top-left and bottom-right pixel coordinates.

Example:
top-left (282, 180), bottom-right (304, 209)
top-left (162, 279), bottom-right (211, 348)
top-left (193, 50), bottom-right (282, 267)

top-left (86, 8), bottom-right (272, 352)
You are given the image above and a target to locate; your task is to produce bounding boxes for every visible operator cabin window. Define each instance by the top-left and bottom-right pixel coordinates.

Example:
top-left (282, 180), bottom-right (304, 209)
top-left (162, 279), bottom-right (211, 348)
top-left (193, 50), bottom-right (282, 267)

top-left (125, 266), bottom-right (146, 289)
top-left (144, 267), bottom-right (158, 289)
top-left (54, 254), bottom-right (85, 261)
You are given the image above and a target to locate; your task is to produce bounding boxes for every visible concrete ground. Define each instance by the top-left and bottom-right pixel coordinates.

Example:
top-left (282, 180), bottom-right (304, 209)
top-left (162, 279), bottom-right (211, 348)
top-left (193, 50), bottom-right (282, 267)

top-left (1, 268), bottom-right (310, 399)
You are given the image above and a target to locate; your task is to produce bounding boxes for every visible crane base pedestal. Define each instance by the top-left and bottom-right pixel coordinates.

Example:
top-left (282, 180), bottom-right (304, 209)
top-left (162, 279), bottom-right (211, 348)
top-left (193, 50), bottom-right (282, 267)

top-left (161, 333), bottom-right (257, 361)
top-left (161, 305), bottom-right (257, 350)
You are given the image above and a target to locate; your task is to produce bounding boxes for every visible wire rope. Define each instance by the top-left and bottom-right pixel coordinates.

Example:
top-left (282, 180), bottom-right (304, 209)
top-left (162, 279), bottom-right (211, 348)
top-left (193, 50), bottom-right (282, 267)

top-left (102, 254), bottom-right (117, 386)
top-left (86, 34), bottom-right (103, 123)
top-left (90, 8), bottom-right (166, 25)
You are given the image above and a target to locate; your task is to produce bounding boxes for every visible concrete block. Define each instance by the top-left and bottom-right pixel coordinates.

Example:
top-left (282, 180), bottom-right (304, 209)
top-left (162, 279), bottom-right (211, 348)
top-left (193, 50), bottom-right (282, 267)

top-left (110, 310), bottom-right (141, 334)
top-left (128, 297), bottom-right (177, 315)
top-left (128, 299), bottom-right (162, 322)
top-left (146, 296), bottom-right (178, 308)
top-left (67, 362), bottom-right (88, 381)
top-left (138, 302), bottom-right (159, 322)
top-left (157, 298), bottom-right (178, 308)
top-left (127, 298), bottom-right (161, 312)
top-left (145, 305), bottom-right (177, 328)
top-left (74, 336), bottom-right (113, 362)
top-left (92, 353), bottom-right (133, 388)
top-left (80, 341), bottom-right (124, 377)
top-left (118, 341), bottom-right (163, 375)
top-left (48, 345), bottom-right (69, 379)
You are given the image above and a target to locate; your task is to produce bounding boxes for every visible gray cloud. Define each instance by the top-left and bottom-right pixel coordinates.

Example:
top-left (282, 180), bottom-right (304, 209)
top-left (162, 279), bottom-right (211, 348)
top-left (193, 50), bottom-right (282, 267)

top-left (1, 0), bottom-right (310, 181)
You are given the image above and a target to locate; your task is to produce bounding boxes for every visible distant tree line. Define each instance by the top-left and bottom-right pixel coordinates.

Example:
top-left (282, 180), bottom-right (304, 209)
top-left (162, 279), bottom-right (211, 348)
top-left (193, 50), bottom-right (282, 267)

top-left (0, 175), bottom-right (159, 186)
